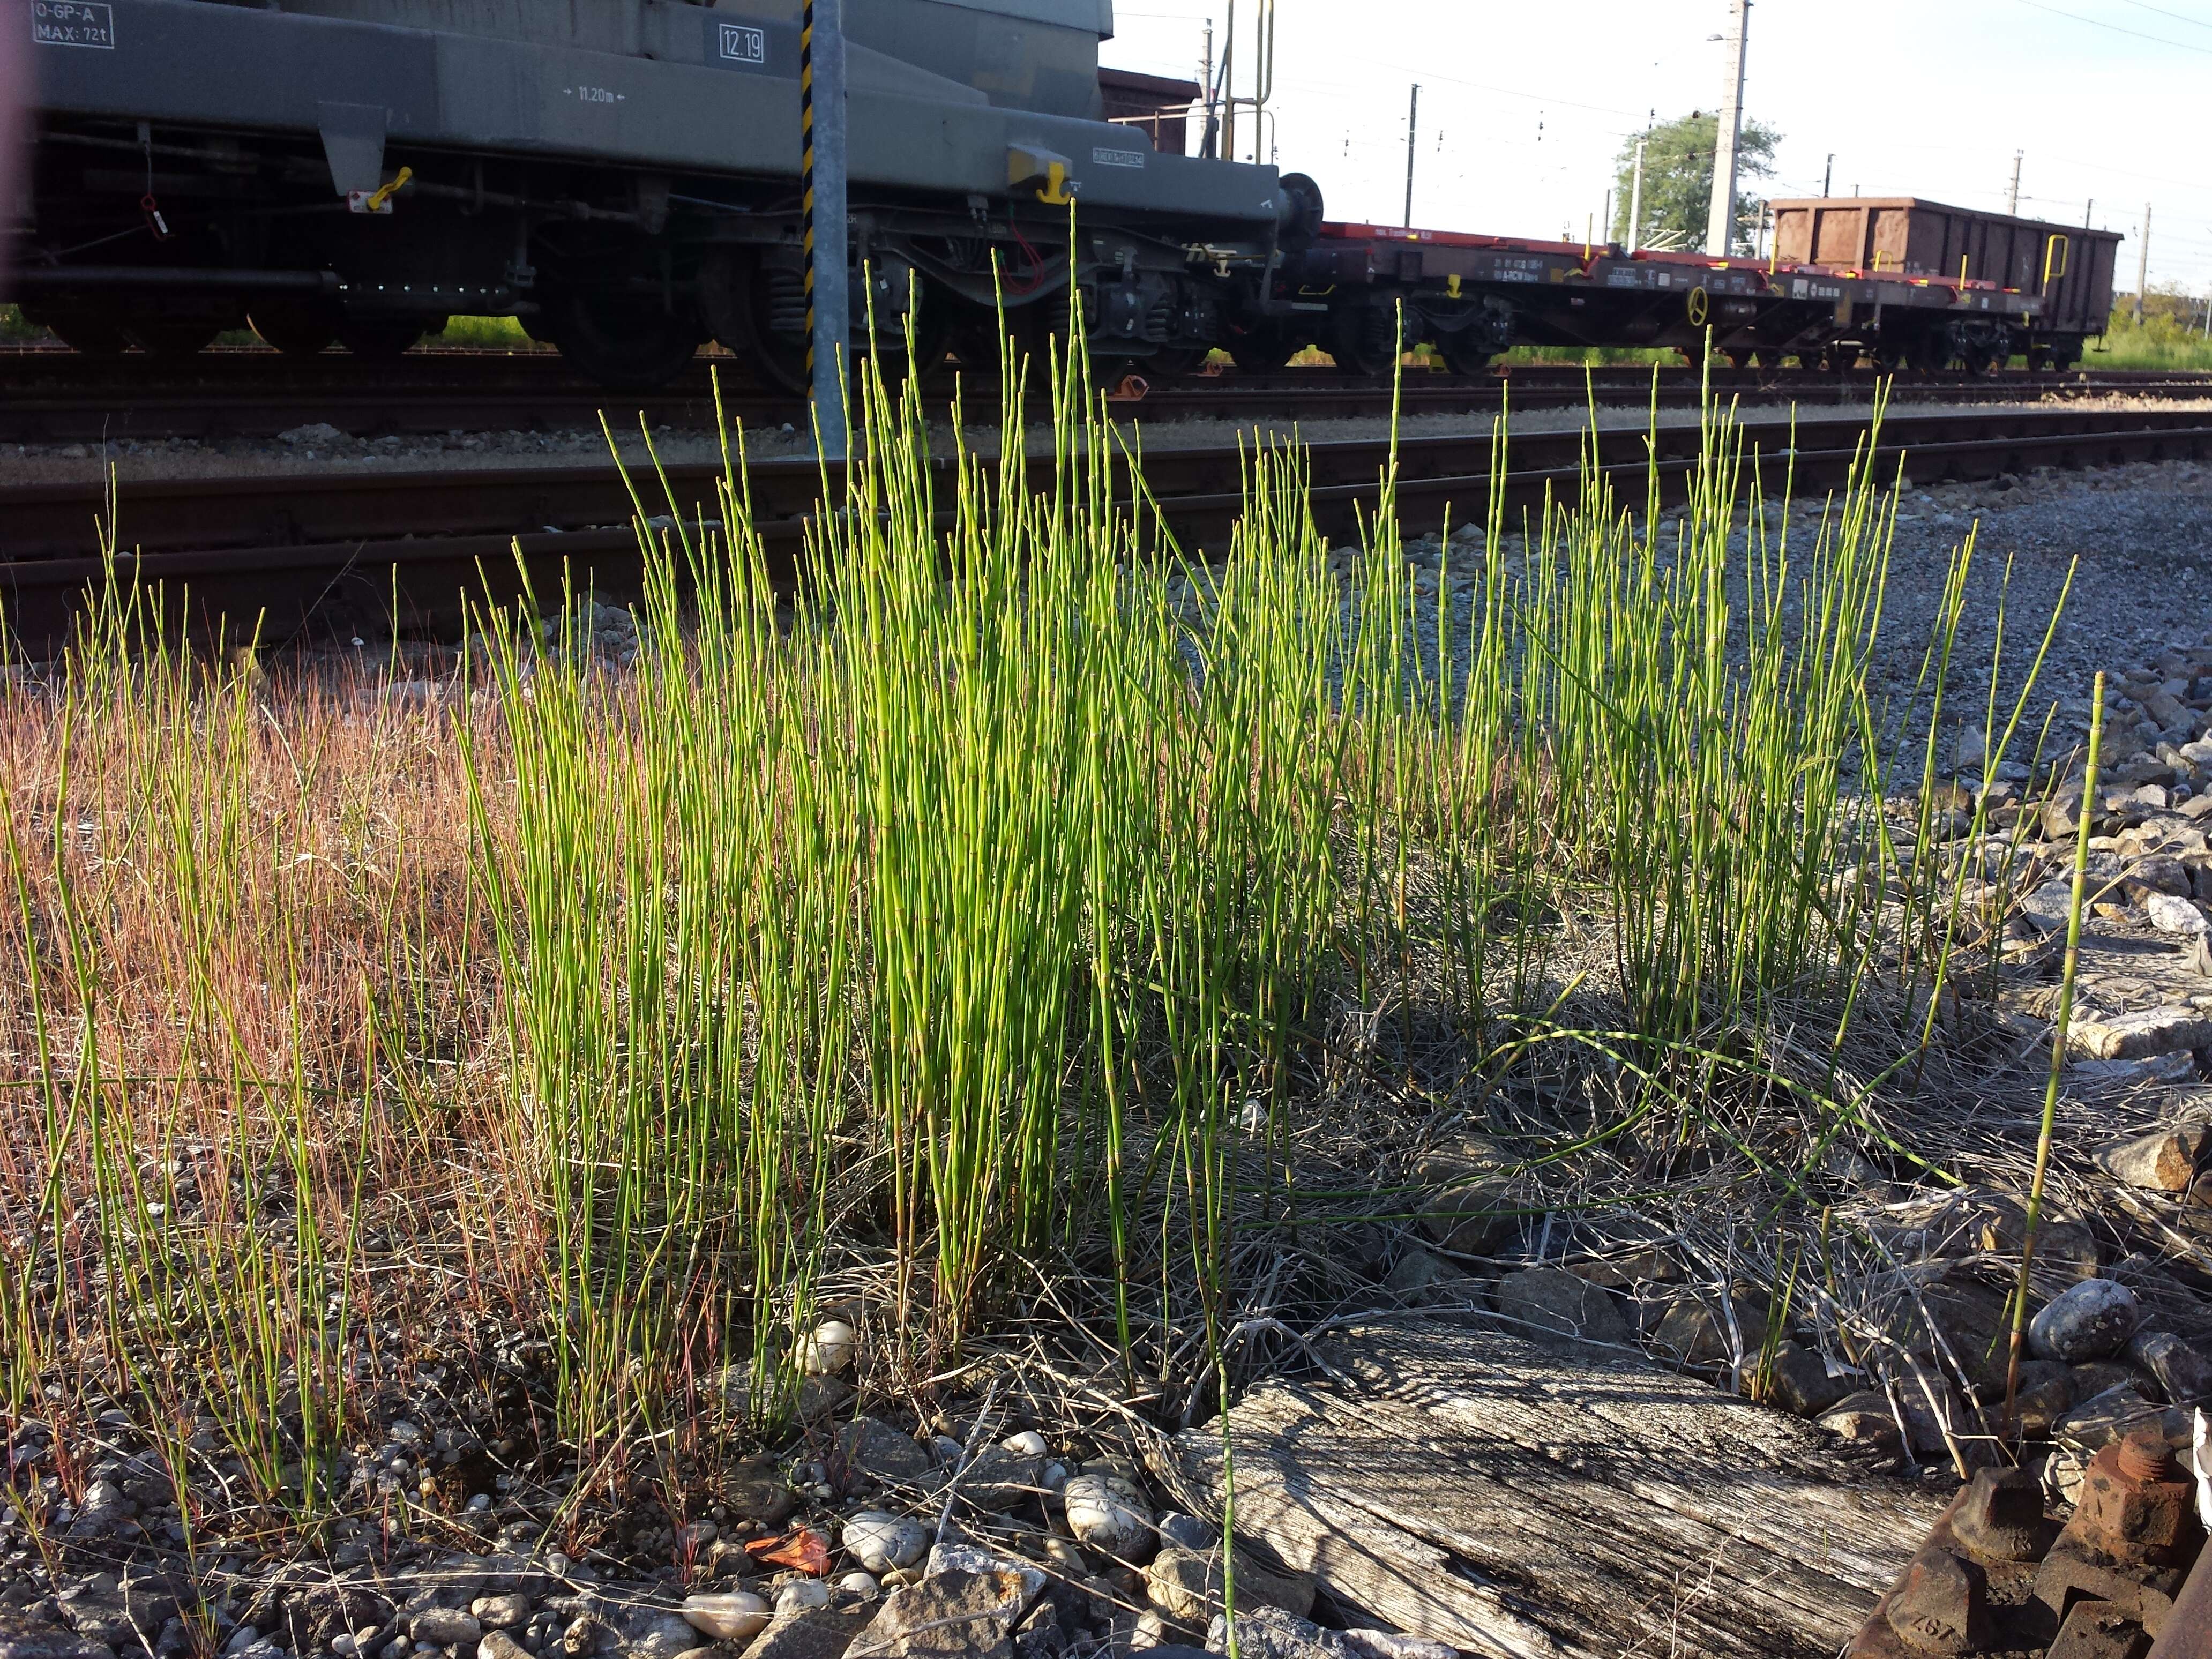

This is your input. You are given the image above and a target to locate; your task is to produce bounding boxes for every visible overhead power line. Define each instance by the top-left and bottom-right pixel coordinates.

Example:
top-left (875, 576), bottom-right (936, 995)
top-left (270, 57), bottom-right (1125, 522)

top-left (2115, 0), bottom-right (2212, 34)
top-left (2009, 0), bottom-right (2212, 55)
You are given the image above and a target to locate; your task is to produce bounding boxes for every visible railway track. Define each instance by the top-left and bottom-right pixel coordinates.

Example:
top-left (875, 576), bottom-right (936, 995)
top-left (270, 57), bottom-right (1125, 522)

top-left (5, 400), bottom-right (2208, 655)
top-left (2, 347), bottom-right (2207, 443)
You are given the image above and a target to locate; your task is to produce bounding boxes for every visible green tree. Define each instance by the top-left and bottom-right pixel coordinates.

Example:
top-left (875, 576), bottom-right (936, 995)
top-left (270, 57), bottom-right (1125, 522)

top-left (1612, 110), bottom-right (1781, 256)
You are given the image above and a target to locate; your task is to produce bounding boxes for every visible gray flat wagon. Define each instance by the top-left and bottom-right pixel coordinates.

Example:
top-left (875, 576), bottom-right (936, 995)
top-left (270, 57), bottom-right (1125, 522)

top-left (14, 0), bottom-right (1315, 385)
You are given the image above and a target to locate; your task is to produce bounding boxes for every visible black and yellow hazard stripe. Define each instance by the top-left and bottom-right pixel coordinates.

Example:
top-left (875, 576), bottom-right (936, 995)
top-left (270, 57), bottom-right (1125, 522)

top-left (800, 0), bottom-right (818, 378)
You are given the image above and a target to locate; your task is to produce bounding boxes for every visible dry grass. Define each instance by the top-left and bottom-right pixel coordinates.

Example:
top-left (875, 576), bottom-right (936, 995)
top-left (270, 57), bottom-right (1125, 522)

top-left (0, 353), bottom-right (2102, 1578)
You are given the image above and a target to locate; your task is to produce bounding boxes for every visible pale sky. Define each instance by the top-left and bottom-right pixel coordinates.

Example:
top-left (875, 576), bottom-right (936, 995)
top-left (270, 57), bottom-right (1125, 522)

top-left (1101, 0), bottom-right (2212, 300)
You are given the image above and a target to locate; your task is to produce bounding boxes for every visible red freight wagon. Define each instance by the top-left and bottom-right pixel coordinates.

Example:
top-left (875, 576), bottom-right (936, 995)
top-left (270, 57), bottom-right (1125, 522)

top-left (1770, 197), bottom-right (2120, 367)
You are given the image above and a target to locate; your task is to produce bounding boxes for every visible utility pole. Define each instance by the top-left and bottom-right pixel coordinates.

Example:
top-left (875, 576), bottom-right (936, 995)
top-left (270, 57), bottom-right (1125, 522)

top-left (2134, 201), bottom-right (2150, 324)
top-left (1627, 136), bottom-right (1647, 250)
top-left (2006, 150), bottom-right (2022, 216)
top-left (2084, 199), bottom-right (2093, 228)
top-left (1601, 188), bottom-right (1613, 246)
top-left (1402, 83), bottom-right (1419, 229)
top-left (1199, 19), bottom-right (1213, 158)
top-left (1705, 0), bottom-right (1751, 257)
top-left (1822, 153), bottom-right (1833, 197)
top-left (801, 0), bottom-right (848, 460)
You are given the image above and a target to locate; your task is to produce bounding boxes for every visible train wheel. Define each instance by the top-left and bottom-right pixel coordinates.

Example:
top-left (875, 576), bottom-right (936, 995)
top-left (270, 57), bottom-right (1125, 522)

top-left (550, 293), bottom-right (699, 390)
top-left (1226, 328), bottom-right (1296, 374)
top-left (1435, 332), bottom-right (1501, 376)
top-left (1142, 346), bottom-right (1205, 384)
top-left (338, 321), bottom-right (431, 361)
top-left (250, 309), bottom-right (338, 356)
top-left (1905, 334), bottom-right (1952, 375)
top-left (947, 312), bottom-right (1018, 382)
top-left (1329, 305), bottom-right (1402, 376)
top-left (45, 315), bottom-right (131, 357)
top-left (517, 308), bottom-right (563, 348)
top-left (125, 319), bottom-right (221, 358)
top-left (1821, 343), bottom-right (1861, 372)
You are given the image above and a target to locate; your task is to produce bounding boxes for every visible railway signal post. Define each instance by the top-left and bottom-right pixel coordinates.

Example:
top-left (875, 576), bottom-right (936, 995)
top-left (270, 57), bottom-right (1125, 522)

top-left (802, 0), bottom-right (850, 461)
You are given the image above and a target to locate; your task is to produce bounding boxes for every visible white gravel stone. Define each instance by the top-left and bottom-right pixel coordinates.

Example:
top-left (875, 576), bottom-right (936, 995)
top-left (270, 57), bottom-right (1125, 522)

top-left (801, 1318), bottom-right (856, 1376)
top-left (676, 1594), bottom-right (768, 1644)
top-left (2145, 892), bottom-right (2211, 935)
top-left (1000, 1429), bottom-right (1048, 1457)
top-left (773, 1580), bottom-right (828, 1616)
top-left (841, 1509), bottom-right (929, 1573)
top-left (1062, 1470), bottom-right (1156, 1561)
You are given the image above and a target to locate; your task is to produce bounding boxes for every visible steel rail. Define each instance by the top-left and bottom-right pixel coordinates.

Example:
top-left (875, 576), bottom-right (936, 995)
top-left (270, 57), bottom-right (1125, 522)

top-left (1, 350), bottom-right (2205, 444)
top-left (4, 402), bottom-right (2208, 652)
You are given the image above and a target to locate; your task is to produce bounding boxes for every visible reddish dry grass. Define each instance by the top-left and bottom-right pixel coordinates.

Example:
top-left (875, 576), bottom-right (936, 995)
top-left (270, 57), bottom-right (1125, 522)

top-left (0, 655), bottom-right (555, 1484)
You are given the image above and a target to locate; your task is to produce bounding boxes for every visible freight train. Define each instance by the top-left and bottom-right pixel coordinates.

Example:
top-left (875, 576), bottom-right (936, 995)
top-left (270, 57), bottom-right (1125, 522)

top-left (9, 0), bottom-right (2123, 387)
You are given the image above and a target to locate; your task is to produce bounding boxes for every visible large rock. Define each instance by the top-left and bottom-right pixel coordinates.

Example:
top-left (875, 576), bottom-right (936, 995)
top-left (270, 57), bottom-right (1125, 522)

top-left (0, 1615), bottom-right (118, 1659)
top-left (923, 1542), bottom-right (1047, 1604)
top-left (2144, 893), bottom-right (2212, 935)
top-left (737, 1604), bottom-right (875, 1659)
top-left (1895, 1266), bottom-right (2024, 1386)
top-left (2066, 1359), bottom-right (2136, 1401)
top-left (1892, 1382), bottom-right (1969, 1460)
top-left (953, 1448), bottom-right (1041, 1514)
top-left (410, 1611), bottom-right (483, 1650)
top-left (2067, 1051), bottom-right (2200, 1090)
top-left (1564, 1247), bottom-right (1683, 1290)
top-left (845, 1567), bottom-right (1037, 1658)
top-left (611, 1613), bottom-right (697, 1659)
top-left (834, 1420), bottom-right (936, 1492)
top-left (1203, 1606), bottom-right (1454, 1659)
top-left (1061, 1471), bottom-right (1154, 1561)
top-left (2027, 1278), bottom-right (2139, 1362)
top-left (470, 1599), bottom-right (530, 1633)
top-left (2095, 1125), bottom-right (2208, 1192)
top-left (2128, 1328), bottom-right (2212, 1404)
top-left (723, 1454), bottom-right (798, 1527)
top-left (56, 1578), bottom-right (185, 1651)
top-left (282, 1587), bottom-right (393, 1656)
top-left (1648, 1288), bottom-right (1769, 1371)
top-left (1415, 1177), bottom-right (1514, 1256)
top-left (1381, 1247), bottom-right (1474, 1304)
top-left (2121, 855), bottom-right (2193, 899)
top-left (678, 1596), bottom-right (769, 1645)
top-left (2009, 1361), bottom-right (2075, 1437)
top-left (841, 1513), bottom-right (929, 1575)
top-left (2016, 879), bottom-right (2077, 935)
top-left (1143, 1546), bottom-right (1316, 1626)
top-left (719, 1371), bottom-right (851, 1429)
top-left (1765, 1344), bottom-right (1850, 1418)
top-left (1490, 1268), bottom-right (1630, 1349)
top-left (2054, 1382), bottom-right (2191, 1453)
top-left (1817, 1392), bottom-right (1905, 1466)
top-left (2066, 1006), bottom-right (2212, 1060)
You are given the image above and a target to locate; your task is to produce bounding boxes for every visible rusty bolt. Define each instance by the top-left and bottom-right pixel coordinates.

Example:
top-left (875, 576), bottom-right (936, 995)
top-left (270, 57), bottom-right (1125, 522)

top-left (1952, 1464), bottom-right (2050, 1563)
top-left (2116, 1434), bottom-right (2179, 1483)
top-left (2071, 1432), bottom-right (2199, 1568)
top-left (1885, 1548), bottom-right (1993, 1656)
